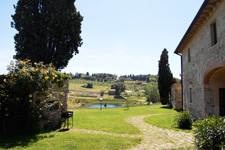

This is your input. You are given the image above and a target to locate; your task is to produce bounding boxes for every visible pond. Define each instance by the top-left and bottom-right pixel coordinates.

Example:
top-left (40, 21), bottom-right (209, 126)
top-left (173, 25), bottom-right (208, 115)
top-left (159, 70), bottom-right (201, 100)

top-left (85, 103), bottom-right (123, 109)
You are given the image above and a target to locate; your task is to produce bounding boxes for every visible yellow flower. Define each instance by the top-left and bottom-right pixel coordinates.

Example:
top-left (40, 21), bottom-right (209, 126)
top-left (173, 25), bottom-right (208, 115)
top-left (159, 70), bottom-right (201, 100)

top-left (44, 76), bottom-right (49, 80)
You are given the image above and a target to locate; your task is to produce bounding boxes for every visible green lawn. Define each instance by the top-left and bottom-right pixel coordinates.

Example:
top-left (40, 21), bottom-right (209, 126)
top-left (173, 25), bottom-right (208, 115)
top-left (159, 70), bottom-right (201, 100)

top-left (74, 105), bottom-right (178, 134)
top-left (1, 104), bottom-right (190, 150)
top-left (3, 132), bottom-right (140, 150)
top-left (144, 112), bottom-right (192, 132)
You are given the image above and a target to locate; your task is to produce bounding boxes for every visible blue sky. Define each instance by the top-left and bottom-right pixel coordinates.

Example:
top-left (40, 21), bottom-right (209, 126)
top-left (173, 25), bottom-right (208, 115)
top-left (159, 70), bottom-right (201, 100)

top-left (0, 0), bottom-right (204, 77)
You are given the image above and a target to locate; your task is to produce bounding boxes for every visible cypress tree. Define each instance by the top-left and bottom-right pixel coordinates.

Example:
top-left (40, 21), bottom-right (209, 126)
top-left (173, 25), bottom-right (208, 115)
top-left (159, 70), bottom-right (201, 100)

top-left (11, 0), bottom-right (83, 69)
top-left (158, 48), bottom-right (173, 105)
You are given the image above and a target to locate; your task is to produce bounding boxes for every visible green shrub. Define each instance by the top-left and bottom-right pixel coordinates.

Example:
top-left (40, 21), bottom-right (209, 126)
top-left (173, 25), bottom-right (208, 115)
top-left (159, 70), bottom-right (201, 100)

top-left (194, 116), bottom-right (225, 150)
top-left (100, 90), bottom-right (104, 97)
top-left (86, 83), bottom-right (93, 88)
top-left (176, 111), bottom-right (192, 129)
top-left (144, 83), bottom-right (160, 104)
top-left (0, 60), bottom-right (69, 136)
top-left (111, 82), bottom-right (126, 96)
top-left (81, 83), bottom-right (93, 88)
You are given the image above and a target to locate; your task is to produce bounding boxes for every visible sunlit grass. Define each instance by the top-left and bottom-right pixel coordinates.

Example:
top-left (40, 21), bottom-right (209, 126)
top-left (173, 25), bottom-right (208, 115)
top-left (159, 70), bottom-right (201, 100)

top-left (73, 104), bottom-right (178, 134)
top-left (1, 104), bottom-right (191, 150)
top-left (144, 112), bottom-right (192, 132)
top-left (5, 132), bottom-right (140, 150)
top-left (69, 80), bottom-right (110, 93)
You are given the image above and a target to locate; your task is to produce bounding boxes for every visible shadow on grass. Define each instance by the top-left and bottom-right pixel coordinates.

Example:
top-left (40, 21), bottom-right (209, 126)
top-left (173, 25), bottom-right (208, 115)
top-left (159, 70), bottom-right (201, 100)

top-left (160, 105), bottom-right (173, 109)
top-left (58, 128), bottom-right (70, 132)
top-left (0, 132), bottom-right (55, 149)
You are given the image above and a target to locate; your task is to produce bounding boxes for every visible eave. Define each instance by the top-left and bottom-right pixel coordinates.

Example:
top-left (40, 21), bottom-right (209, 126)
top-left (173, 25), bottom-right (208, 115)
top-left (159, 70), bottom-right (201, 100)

top-left (174, 0), bottom-right (223, 55)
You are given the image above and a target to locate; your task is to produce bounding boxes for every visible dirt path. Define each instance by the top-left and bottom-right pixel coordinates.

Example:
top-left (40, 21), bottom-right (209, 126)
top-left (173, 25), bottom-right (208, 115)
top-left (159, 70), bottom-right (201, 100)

top-left (127, 114), bottom-right (194, 150)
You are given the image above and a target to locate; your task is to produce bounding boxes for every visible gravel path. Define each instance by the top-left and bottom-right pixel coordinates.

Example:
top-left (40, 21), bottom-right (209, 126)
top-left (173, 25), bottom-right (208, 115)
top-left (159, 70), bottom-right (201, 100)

top-left (127, 114), bottom-right (194, 150)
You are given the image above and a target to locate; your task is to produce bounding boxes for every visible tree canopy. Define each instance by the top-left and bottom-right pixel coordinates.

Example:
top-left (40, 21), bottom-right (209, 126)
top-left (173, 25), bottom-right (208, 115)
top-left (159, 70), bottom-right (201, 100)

top-left (12, 0), bottom-right (83, 69)
top-left (158, 48), bottom-right (173, 105)
top-left (111, 82), bottom-right (126, 96)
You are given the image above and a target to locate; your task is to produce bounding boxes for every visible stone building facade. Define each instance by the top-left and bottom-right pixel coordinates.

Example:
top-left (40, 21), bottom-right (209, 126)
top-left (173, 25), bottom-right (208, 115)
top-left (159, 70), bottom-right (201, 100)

top-left (171, 83), bottom-right (182, 110)
top-left (175, 0), bottom-right (225, 118)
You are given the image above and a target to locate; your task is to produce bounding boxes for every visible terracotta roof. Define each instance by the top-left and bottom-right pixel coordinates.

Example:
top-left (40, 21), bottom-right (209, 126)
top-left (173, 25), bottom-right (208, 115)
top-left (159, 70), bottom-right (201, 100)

top-left (174, 0), bottom-right (223, 54)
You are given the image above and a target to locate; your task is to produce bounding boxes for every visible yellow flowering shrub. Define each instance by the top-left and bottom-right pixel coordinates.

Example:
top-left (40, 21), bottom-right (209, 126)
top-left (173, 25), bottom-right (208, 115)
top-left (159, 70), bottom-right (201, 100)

top-left (0, 60), bottom-right (69, 135)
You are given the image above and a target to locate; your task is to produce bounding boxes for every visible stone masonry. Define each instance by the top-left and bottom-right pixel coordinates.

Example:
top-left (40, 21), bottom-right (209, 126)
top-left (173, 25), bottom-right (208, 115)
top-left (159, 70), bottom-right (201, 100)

top-left (176, 0), bottom-right (225, 118)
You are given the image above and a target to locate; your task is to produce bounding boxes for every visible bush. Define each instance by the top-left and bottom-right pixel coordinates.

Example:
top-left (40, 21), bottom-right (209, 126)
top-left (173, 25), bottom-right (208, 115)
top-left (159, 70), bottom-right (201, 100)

top-left (111, 82), bottom-right (126, 96)
top-left (86, 83), bottom-right (93, 88)
top-left (194, 116), bottom-right (225, 150)
top-left (176, 112), bottom-right (192, 129)
top-left (0, 60), bottom-right (69, 136)
top-left (144, 83), bottom-right (160, 104)
top-left (100, 90), bottom-right (104, 97)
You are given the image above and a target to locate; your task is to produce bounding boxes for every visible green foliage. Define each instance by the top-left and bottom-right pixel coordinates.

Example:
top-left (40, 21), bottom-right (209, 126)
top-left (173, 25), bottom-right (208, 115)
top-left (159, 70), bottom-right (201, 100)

top-left (86, 83), bottom-right (93, 88)
top-left (0, 60), bottom-right (69, 135)
top-left (176, 112), bottom-right (192, 129)
top-left (11, 0), bottom-right (83, 69)
top-left (158, 48), bottom-right (173, 105)
top-left (119, 74), bottom-right (151, 82)
top-left (194, 116), bottom-right (225, 150)
top-left (111, 82), bottom-right (126, 96)
top-left (73, 73), bottom-right (117, 82)
top-left (81, 83), bottom-right (93, 88)
top-left (144, 83), bottom-right (159, 104)
top-left (148, 75), bottom-right (158, 83)
top-left (100, 90), bottom-right (104, 97)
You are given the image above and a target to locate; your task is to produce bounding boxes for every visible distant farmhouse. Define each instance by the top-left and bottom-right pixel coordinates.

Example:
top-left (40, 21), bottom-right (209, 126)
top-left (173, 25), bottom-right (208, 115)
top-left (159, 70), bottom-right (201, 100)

top-left (175, 0), bottom-right (225, 118)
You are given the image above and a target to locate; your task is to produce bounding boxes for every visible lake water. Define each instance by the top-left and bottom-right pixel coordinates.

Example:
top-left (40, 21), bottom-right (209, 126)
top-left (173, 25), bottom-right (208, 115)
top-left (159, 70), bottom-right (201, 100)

top-left (86, 103), bottom-right (123, 109)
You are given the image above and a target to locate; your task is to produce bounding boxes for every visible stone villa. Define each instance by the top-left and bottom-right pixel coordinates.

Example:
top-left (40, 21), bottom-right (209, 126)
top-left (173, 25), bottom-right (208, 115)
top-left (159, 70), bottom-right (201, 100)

top-left (175, 0), bottom-right (225, 118)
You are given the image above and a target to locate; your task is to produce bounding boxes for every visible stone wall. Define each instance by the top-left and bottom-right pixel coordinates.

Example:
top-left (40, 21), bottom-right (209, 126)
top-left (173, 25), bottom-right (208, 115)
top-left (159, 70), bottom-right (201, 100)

top-left (171, 83), bottom-right (182, 110)
top-left (35, 80), bottom-right (69, 130)
top-left (181, 0), bottom-right (225, 118)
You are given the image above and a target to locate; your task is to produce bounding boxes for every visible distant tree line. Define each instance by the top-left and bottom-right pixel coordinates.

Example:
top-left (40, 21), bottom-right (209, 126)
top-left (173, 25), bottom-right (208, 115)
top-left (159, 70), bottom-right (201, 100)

top-left (119, 74), bottom-right (157, 82)
top-left (71, 72), bottom-right (158, 83)
top-left (72, 72), bottom-right (117, 82)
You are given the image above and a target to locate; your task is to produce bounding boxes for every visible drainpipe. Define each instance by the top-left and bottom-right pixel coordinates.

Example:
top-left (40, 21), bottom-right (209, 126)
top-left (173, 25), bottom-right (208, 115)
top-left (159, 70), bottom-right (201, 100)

top-left (177, 53), bottom-right (184, 111)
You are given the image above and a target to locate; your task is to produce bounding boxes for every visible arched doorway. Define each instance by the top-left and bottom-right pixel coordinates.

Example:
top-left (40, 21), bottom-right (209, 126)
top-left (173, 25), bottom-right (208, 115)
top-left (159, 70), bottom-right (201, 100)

top-left (204, 67), bottom-right (225, 116)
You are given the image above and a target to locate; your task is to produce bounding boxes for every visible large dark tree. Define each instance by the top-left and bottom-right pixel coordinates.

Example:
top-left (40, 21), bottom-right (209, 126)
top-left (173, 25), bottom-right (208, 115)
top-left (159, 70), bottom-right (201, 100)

top-left (158, 49), bottom-right (173, 105)
top-left (11, 0), bottom-right (83, 69)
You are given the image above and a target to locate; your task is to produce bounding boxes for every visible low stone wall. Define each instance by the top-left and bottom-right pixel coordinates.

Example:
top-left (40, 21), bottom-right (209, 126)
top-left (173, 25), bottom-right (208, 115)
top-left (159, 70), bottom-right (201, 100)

top-left (35, 80), bottom-right (69, 130)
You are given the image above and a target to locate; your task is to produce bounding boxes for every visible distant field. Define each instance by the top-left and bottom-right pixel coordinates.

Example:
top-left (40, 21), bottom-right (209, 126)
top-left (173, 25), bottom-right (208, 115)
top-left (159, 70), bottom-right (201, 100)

top-left (69, 79), bottom-right (111, 93)
top-left (68, 79), bottom-right (148, 109)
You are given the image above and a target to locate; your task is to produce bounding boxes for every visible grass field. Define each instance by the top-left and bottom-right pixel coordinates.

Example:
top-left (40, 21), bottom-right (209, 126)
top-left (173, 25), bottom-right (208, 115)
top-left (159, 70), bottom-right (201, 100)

top-left (68, 79), bottom-right (148, 108)
top-left (1, 105), bottom-right (190, 150)
top-left (69, 80), bottom-right (111, 93)
top-left (73, 105), bottom-right (178, 134)
top-left (3, 132), bottom-right (139, 150)
top-left (145, 114), bottom-right (192, 133)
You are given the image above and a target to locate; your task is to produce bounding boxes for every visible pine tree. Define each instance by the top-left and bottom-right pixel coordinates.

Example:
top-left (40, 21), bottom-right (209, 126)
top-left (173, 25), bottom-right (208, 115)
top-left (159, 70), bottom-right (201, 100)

top-left (11, 0), bottom-right (83, 69)
top-left (158, 48), bottom-right (173, 105)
